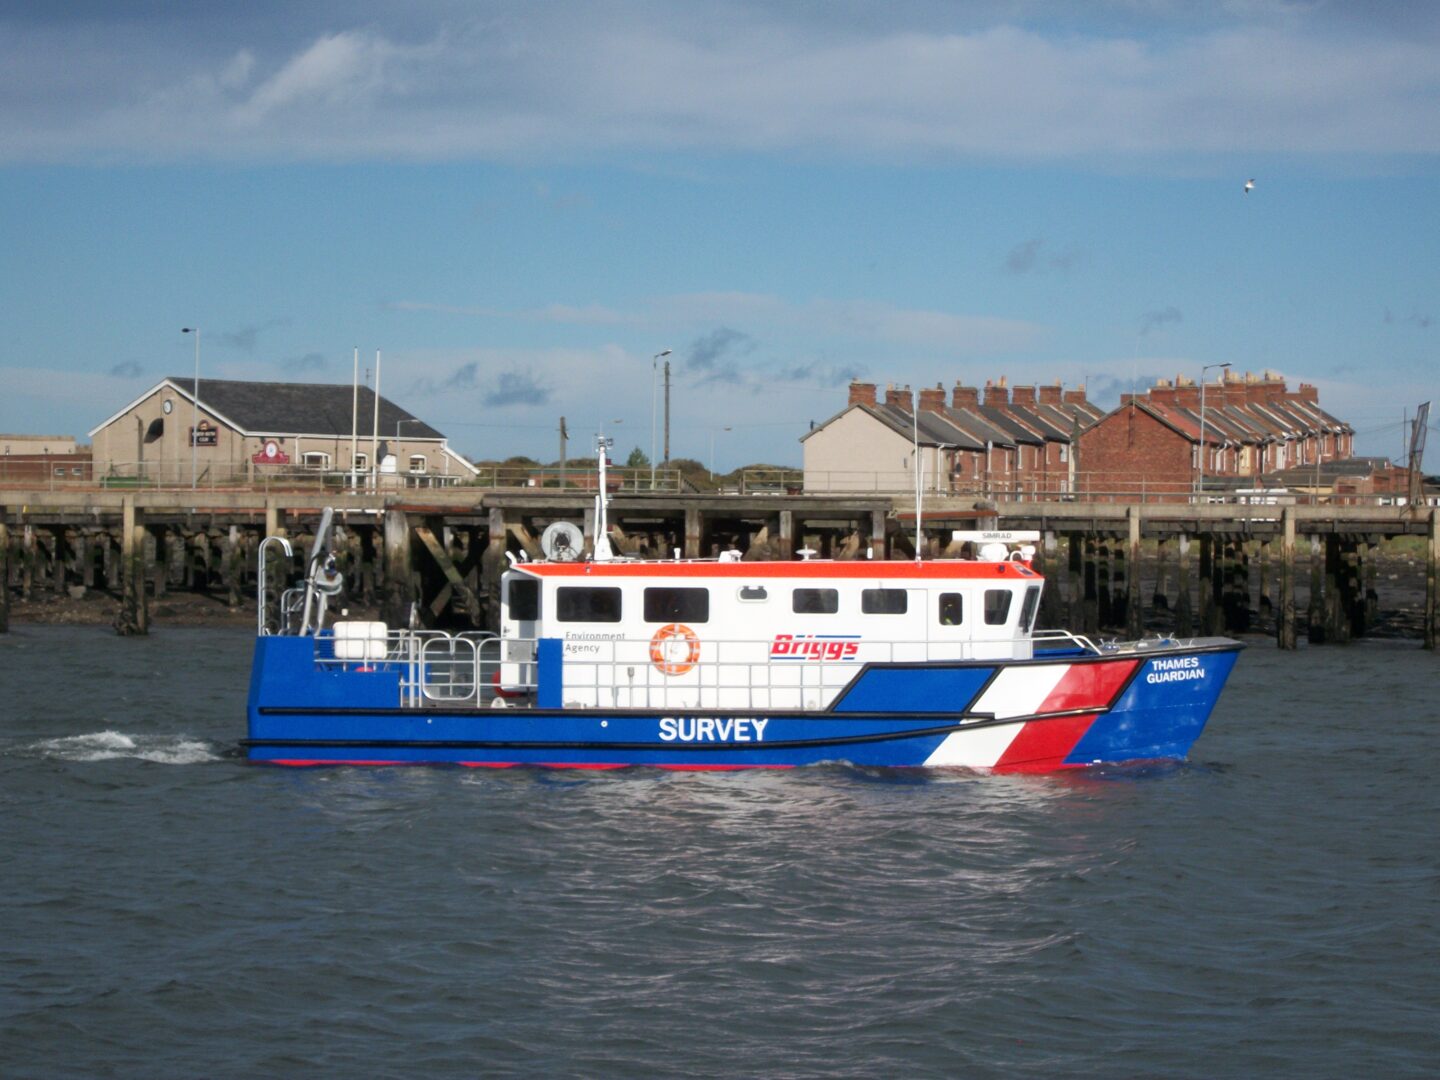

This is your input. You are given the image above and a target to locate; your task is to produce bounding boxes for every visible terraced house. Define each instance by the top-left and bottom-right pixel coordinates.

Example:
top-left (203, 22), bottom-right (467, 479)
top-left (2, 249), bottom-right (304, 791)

top-left (1077, 371), bottom-right (1354, 501)
top-left (802, 378), bottom-right (1103, 496)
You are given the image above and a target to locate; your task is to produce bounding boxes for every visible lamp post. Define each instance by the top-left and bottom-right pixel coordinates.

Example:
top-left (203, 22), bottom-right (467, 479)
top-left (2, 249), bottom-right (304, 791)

top-left (651, 349), bottom-right (670, 489)
top-left (181, 327), bottom-right (200, 488)
top-left (1197, 361), bottom-right (1231, 502)
top-left (709, 426), bottom-right (732, 480)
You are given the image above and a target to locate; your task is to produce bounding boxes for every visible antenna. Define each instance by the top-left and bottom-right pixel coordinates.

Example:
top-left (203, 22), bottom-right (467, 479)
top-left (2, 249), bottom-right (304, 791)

top-left (912, 400), bottom-right (923, 560)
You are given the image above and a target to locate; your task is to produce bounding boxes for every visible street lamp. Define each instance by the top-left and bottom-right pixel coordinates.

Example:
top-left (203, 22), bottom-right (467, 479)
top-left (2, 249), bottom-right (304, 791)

top-left (709, 426), bottom-right (732, 480)
top-left (651, 349), bottom-right (670, 488)
top-left (181, 327), bottom-right (200, 488)
top-left (1197, 361), bottom-right (1231, 502)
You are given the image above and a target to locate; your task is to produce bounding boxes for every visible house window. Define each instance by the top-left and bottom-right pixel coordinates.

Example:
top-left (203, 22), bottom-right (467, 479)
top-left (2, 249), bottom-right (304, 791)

top-left (792, 588), bottom-right (838, 614)
top-left (353, 453), bottom-right (368, 470)
top-left (644, 587), bottom-right (709, 623)
top-left (409, 455), bottom-right (427, 474)
top-left (302, 452), bottom-right (330, 470)
top-left (861, 588), bottom-right (907, 614)
top-left (557, 586), bottom-right (622, 622)
top-left (144, 418), bottom-right (164, 443)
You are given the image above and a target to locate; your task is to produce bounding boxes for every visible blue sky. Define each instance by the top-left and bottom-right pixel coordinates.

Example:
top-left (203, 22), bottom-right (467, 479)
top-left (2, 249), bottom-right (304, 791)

top-left (2, 1), bottom-right (1438, 469)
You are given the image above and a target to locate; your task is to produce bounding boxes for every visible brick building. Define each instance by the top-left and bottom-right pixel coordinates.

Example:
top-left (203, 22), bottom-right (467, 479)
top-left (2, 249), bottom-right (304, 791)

top-left (0, 434), bottom-right (92, 486)
top-left (1077, 371), bottom-right (1354, 501)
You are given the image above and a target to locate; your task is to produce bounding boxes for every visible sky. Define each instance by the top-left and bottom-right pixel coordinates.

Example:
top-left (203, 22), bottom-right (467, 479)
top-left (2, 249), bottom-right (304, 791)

top-left (2, 0), bottom-right (1438, 471)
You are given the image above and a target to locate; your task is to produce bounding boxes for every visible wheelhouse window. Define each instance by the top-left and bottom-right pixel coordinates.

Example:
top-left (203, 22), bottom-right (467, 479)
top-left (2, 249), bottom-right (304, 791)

top-left (643, 587), bottom-right (709, 623)
top-left (938, 593), bottom-right (964, 626)
top-left (1018, 585), bottom-right (1041, 633)
top-left (861, 588), bottom-right (907, 615)
top-left (507, 577), bottom-right (540, 621)
top-left (792, 588), bottom-right (838, 614)
top-left (983, 589), bottom-right (1014, 625)
top-left (738, 586), bottom-right (768, 602)
top-left (556, 586), bottom-right (622, 622)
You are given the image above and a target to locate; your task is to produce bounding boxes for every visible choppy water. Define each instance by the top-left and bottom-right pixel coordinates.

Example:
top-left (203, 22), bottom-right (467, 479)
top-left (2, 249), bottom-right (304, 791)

top-left (2, 626), bottom-right (1437, 1078)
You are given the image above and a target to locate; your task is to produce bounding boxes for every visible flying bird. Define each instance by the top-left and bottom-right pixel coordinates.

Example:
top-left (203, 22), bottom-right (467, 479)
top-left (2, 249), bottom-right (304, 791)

top-left (1244, 178), bottom-right (1255, 194)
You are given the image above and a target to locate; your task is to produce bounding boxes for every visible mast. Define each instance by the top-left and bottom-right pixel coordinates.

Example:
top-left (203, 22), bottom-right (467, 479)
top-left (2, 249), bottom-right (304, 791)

top-left (913, 401), bottom-right (923, 560)
top-left (350, 346), bottom-right (359, 488)
top-left (593, 434), bottom-right (615, 560)
top-left (372, 349), bottom-right (381, 490)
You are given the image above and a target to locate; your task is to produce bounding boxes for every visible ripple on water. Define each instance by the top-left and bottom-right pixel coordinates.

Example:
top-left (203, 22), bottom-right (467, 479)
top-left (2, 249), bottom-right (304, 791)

top-left (1, 630), bottom-right (1439, 1078)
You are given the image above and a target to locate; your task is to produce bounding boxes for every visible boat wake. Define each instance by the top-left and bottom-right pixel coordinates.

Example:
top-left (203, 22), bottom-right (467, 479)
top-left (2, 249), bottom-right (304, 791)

top-left (29, 730), bottom-right (223, 765)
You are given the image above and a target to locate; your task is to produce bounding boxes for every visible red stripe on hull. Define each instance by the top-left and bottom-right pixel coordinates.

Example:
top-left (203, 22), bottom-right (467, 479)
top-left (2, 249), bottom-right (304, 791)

top-left (1040, 658), bottom-right (1139, 713)
top-left (992, 714), bottom-right (1098, 773)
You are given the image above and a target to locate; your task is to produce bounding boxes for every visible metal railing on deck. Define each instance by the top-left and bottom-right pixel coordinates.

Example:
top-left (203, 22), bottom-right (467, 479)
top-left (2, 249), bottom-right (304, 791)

top-left (310, 629), bottom-right (1042, 712)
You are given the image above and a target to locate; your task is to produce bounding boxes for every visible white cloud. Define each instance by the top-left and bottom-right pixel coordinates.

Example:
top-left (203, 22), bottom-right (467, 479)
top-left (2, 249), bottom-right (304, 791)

top-left (2, 5), bottom-right (1439, 163)
top-left (236, 30), bottom-right (410, 121)
top-left (390, 290), bottom-right (1045, 354)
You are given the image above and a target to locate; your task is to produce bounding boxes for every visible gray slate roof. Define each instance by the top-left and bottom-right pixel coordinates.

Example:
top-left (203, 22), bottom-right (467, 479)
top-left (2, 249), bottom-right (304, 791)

top-left (870, 404), bottom-right (987, 451)
top-left (168, 378), bottom-right (444, 440)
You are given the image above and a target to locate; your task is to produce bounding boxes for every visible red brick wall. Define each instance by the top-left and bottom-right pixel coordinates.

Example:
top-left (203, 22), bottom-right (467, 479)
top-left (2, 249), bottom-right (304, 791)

top-left (1078, 407), bottom-right (1193, 501)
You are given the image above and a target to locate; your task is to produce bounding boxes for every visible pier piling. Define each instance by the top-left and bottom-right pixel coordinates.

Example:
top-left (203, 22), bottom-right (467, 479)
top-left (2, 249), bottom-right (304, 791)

top-left (1428, 510), bottom-right (1439, 650)
top-left (114, 498), bottom-right (147, 636)
top-left (0, 512), bottom-right (9, 633)
top-left (1278, 508), bottom-right (1296, 649)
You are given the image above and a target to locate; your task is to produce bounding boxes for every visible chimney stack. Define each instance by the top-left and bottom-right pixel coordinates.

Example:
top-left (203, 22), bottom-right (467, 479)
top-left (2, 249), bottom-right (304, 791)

top-left (1261, 370), bottom-right (1287, 402)
top-left (952, 382), bottom-right (980, 410)
top-left (1038, 381), bottom-right (1062, 405)
top-left (918, 385), bottom-right (946, 412)
top-left (1012, 384), bottom-right (1037, 406)
top-left (885, 383), bottom-right (914, 411)
top-left (1148, 377), bottom-right (1178, 407)
top-left (985, 379), bottom-right (1010, 406)
top-left (1174, 376), bottom-right (1200, 409)
top-left (847, 380), bottom-right (877, 407)
top-left (1062, 388), bottom-right (1088, 406)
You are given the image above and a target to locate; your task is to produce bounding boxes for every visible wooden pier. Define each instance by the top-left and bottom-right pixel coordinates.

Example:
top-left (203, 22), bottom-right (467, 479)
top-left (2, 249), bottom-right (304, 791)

top-left (2, 487), bottom-right (1437, 648)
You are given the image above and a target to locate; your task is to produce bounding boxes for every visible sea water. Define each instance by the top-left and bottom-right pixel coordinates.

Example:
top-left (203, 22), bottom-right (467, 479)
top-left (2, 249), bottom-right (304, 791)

top-left (1, 626), bottom-right (1437, 1078)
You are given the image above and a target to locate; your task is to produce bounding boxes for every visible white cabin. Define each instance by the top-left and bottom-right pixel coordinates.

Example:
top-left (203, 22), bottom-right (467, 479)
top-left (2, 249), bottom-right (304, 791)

top-left (498, 556), bottom-right (1045, 711)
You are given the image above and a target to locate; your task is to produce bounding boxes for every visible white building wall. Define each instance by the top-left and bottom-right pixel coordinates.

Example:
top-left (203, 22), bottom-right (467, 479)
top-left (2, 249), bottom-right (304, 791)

top-left (803, 408), bottom-right (922, 493)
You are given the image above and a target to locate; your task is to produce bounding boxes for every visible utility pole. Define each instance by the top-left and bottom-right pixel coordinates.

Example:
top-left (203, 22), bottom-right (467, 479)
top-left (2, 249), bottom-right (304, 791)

top-left (663, 358), bottom-right (672, 465)
top-left (559, 416), bottom-right (568, 486)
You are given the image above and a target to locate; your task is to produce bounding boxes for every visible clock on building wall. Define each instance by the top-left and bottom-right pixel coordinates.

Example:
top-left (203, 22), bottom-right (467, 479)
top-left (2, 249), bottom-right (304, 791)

top-left (163, 399), bottom-right (173, 414)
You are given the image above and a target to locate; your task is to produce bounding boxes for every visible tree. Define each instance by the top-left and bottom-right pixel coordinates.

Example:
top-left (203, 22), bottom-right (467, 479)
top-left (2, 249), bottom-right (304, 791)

top-left (626, 447), bottom-right (650, 469)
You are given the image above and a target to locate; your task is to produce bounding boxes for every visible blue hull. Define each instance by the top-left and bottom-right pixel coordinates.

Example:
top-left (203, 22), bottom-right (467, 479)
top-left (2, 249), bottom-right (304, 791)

top-left (245, 636), bottom-right (1241, 771)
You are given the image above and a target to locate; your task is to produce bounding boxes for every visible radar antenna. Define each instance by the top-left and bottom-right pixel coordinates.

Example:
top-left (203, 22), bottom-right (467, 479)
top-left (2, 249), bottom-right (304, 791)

top-left (541, 521), bottom-right (584, 562)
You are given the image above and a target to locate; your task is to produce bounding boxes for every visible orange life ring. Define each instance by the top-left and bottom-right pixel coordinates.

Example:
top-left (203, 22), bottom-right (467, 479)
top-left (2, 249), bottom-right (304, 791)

top-left (649, 623), bottom-right (701, 676)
